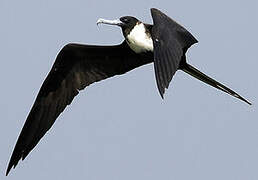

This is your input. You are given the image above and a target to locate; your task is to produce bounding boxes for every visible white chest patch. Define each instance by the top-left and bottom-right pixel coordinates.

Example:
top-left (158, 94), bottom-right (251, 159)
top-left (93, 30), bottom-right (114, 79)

top-left (126, 23), bottom-right (153, 53)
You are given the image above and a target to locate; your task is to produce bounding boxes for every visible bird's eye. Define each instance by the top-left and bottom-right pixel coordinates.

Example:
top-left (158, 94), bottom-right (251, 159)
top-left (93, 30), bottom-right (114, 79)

top-left (121, 17), bottom-right (129, 23)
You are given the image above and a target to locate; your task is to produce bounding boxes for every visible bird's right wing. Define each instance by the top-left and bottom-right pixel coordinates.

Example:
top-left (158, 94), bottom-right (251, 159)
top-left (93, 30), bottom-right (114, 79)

top-left (150, 8), bottom-right (198, 98)
top-left (6, 41), bottom-right (152, 175)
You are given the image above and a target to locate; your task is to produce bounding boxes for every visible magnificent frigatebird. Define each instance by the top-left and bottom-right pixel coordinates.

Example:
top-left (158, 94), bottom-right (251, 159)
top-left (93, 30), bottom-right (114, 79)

top-left (6, 8), bottom-right (251, 175)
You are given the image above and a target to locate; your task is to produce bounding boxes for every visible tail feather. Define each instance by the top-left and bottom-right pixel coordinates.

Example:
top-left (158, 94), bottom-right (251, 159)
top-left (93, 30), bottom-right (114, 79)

top-left (181, 63), bottom-right (251, 105)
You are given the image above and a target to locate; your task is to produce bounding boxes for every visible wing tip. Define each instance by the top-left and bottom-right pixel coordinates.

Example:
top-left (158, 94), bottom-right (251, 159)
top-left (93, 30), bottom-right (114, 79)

top-left (150, 8), bottom-right (162, 17)
top-left (150, 8), bottom-right (161, 13)
top-left (160, 93), bottom-right (164, 100)
top-left (6, 144), bottom-right (25, 176)
top-left (6, 160), bottom-right (16, 176)
top-left (157, 86), bottom-right (165, 100)
top-left (6, 166), bottom-right (11, 176)
top-left (150, 8), bottom-right (158, 12)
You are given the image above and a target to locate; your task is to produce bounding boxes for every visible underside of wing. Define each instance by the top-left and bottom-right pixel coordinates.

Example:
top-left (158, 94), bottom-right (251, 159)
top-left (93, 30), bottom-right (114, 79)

top-left (6, 41), bottom-right (152, 175)
top-left (150, 8), bottom-right (198, 97)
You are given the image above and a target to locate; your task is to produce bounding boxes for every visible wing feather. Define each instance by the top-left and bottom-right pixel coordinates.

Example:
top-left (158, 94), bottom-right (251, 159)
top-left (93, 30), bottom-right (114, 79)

top-left (6, 41), bottom-right (152, 175)
top-left (150, 8), bottom-right (198, 97)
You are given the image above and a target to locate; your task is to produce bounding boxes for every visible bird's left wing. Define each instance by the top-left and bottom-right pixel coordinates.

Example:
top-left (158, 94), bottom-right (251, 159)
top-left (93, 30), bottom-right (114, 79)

top-left (6, 41), bottom-right (152, 175)
top-left (150, 8), bottom-right (198, 98)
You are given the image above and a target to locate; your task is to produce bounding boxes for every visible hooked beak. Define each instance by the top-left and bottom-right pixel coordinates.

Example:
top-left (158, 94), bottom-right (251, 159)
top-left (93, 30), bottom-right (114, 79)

top-left (97, 18), bottom-right (124, 26)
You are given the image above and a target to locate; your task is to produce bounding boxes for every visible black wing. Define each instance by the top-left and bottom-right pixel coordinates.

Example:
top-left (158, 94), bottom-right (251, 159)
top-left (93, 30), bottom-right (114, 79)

top-left (6, 41), bottom-right (152, 175)
top-left (150, 8), bottom-right (198, 98)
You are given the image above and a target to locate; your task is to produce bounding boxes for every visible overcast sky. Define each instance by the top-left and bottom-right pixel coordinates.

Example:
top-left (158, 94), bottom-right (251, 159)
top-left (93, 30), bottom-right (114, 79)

top-left (1, 0), bottom-right (258, 180)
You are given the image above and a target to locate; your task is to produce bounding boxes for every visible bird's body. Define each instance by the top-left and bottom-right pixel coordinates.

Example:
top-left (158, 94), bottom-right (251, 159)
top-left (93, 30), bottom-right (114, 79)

top-left (6, 8), bottom-right (251, 176)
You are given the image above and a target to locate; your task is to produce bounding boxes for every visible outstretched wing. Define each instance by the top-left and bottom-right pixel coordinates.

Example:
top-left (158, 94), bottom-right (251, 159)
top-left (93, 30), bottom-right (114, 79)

top-left (150, 8), bottom-right (198, 98)
top-left (6, 41), bottom-right (152, 175)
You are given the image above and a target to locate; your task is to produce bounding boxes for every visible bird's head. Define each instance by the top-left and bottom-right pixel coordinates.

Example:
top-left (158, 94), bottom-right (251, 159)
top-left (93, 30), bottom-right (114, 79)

top-left (97, 16), bottom-right (139, 37)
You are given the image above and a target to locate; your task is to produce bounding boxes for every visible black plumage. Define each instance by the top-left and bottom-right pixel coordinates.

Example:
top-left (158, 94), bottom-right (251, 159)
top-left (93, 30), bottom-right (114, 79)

top-left (6, 42), bottom-right (152, 175)
top-left (6, 8), bottom-right (251, 176)
top-left (151, 8), bottom-right (198, 97)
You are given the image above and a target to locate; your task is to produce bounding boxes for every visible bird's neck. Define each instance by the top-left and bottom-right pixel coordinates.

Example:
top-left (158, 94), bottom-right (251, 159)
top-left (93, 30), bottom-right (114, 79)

top-left (125, 23), bottom-right (153, 53)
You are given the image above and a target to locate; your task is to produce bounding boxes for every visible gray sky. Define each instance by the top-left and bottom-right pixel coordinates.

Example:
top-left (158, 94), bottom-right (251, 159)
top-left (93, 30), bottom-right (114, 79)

top-left (1, 0), bottom-right (258, 179)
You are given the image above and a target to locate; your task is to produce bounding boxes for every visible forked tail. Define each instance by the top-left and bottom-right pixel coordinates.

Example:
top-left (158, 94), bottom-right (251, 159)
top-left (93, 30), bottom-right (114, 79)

top-left (180, 63), bottom-right (251, 105)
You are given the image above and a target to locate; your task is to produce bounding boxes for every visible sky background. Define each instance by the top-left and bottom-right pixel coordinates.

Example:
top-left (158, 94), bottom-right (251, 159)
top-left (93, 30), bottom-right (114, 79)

top-left (1, 0), bottom-right (258, 179)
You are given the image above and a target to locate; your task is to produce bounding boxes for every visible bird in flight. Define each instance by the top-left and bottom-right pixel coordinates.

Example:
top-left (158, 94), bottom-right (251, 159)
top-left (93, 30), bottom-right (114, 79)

top-left (6, 8), bottom-right (251, 175)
